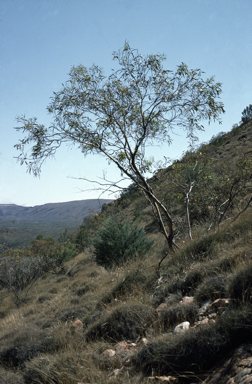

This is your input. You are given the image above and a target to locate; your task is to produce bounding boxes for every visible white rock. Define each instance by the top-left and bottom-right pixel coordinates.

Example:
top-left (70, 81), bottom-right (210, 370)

top-left (102, 349), bottom-right (116, 357)
top-left (179, 296), bottom-right (194, 305)
top-left (174, 321), bottom-right (190, 334)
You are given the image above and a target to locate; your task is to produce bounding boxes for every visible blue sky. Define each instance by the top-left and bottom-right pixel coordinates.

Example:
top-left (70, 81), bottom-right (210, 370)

top-left (0, 0), bottom-right (251, 206)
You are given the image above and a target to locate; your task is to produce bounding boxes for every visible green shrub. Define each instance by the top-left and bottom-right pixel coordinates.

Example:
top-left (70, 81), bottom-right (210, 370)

top-left (241, 104), bottom-right (252, 124)
top-left (93, 218), bottom-right (154, 269)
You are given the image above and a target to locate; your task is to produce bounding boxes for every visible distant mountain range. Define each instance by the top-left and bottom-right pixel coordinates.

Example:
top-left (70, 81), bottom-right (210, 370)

top-left (0, 199), bottom-right (113, 252)
top-left (0, 199), bottom-right (112, 223)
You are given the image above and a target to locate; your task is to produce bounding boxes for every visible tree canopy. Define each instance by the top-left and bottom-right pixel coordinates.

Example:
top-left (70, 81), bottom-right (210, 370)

top-left (15, 42), bottom-right (225, 252)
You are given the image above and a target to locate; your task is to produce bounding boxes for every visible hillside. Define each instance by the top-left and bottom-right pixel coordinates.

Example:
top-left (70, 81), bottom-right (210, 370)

top-left (0, 121), bottom-right (252, 384)
top-left (0, 199), bottom-right (112, 252)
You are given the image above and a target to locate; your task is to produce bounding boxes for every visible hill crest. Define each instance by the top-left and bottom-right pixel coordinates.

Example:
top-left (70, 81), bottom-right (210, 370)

top-left (0, 199), bottom-right (112, 223)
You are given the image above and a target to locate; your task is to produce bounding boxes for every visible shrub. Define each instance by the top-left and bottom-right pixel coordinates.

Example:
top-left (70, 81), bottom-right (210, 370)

top-left (31, 236), bottom-right (77, 266)
top-left (93, 218), bottom-right (154, 269)
top-left (0, 240), bottom-right (74, 305)
top-left (73, 224), bottom-right (92, 252)
top-left (241, 104), bottom-right (252, 124)
top-left (0, 256), bottom-right (49, 305)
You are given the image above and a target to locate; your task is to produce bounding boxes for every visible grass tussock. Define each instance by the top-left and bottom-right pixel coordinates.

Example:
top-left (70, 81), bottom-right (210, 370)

top-left (85, 303), bottom-right (155, 342)
top-left (194, 275), bottom-right (228, 305)
top-left (155, 301), bottom-right (199, 332)
top-left (228, 260), bottom-right (252, 307)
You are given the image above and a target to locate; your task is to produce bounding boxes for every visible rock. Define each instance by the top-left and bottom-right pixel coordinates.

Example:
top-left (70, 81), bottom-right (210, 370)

top-left (193, 317), bottom-right (210, 328)
top-left (138, 337), bottom-right (148, 346)
top-left (115, 341), bottom-right (129, 353)
top-left (102, 349), bottom-right (116, 357)
top-left (70, 319), bottom-right (83, 334)
top-left (108, 367), bottom-right (124, 378)
top-left (199, 300), bottom-right (212, 315)
top-left (202, 343), bottom-right (252, 383)
top-left (209, 298), bottom-right (229, 312)
top-left (174, 321), bottom-right (190, 334)
top-left (180, 296), bottom-right (194, 305)
top-left (147, 376), bottom-right (178, 382)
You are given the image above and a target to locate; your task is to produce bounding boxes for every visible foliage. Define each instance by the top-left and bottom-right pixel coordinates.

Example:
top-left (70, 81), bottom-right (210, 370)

top-left (15, 41), bottom-right (224, 252)
top-left (0, 256), bottom-right (49, 305)
top-left (208, 131), bottom-right (226, 146)
top-left (93, 217), bottom-right (154, 268)
top-left (73, 224), bottom-right (91, 252)
top-left (30, 235), bottom-right (77, 266)
top-left (241, 103), bottom-right (252, 124)
top-left (0, 235), bottom-right (77, 305)
top-left (3, 247), bottom-right (34, 259)
top-left (159, 147), bottom-right (252, 240)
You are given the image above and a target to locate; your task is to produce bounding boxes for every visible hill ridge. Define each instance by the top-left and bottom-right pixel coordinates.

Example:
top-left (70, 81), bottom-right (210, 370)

top-left (0, 198), bottom-right (112, 222)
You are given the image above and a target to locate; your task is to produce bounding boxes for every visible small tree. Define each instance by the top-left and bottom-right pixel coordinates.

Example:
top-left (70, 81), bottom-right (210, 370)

top-left (14, 42), bottom-right (224, 254)
top-left (241, 104), bottom-right (252, 124)
top-left (93, 218), bottom-right (154, 268)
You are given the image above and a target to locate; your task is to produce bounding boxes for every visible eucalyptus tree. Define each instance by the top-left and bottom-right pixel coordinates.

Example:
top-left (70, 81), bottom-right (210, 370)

top-left (15, 42), bottom-right (224, 252)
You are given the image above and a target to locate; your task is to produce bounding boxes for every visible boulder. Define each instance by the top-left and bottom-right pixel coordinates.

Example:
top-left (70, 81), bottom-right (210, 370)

top-left (179, 296), bottom-right (194, 305)
top-left (70, 319), bottom-right (83, 334)
top-left (147, 376), bottom-right (178, 382)
top-left (102, 349), bottom-right (116, 357)
top-left (174, 321), bottom-right (190, 334)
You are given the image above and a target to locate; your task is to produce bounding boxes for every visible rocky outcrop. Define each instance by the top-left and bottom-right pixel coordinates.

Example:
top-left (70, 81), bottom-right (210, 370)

top-left (202, 344), bottom-right (252, 383)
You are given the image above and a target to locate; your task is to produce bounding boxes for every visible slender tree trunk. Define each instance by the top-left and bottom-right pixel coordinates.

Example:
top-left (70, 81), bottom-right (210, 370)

top-left (144, 185), bottom-right (174, 251)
